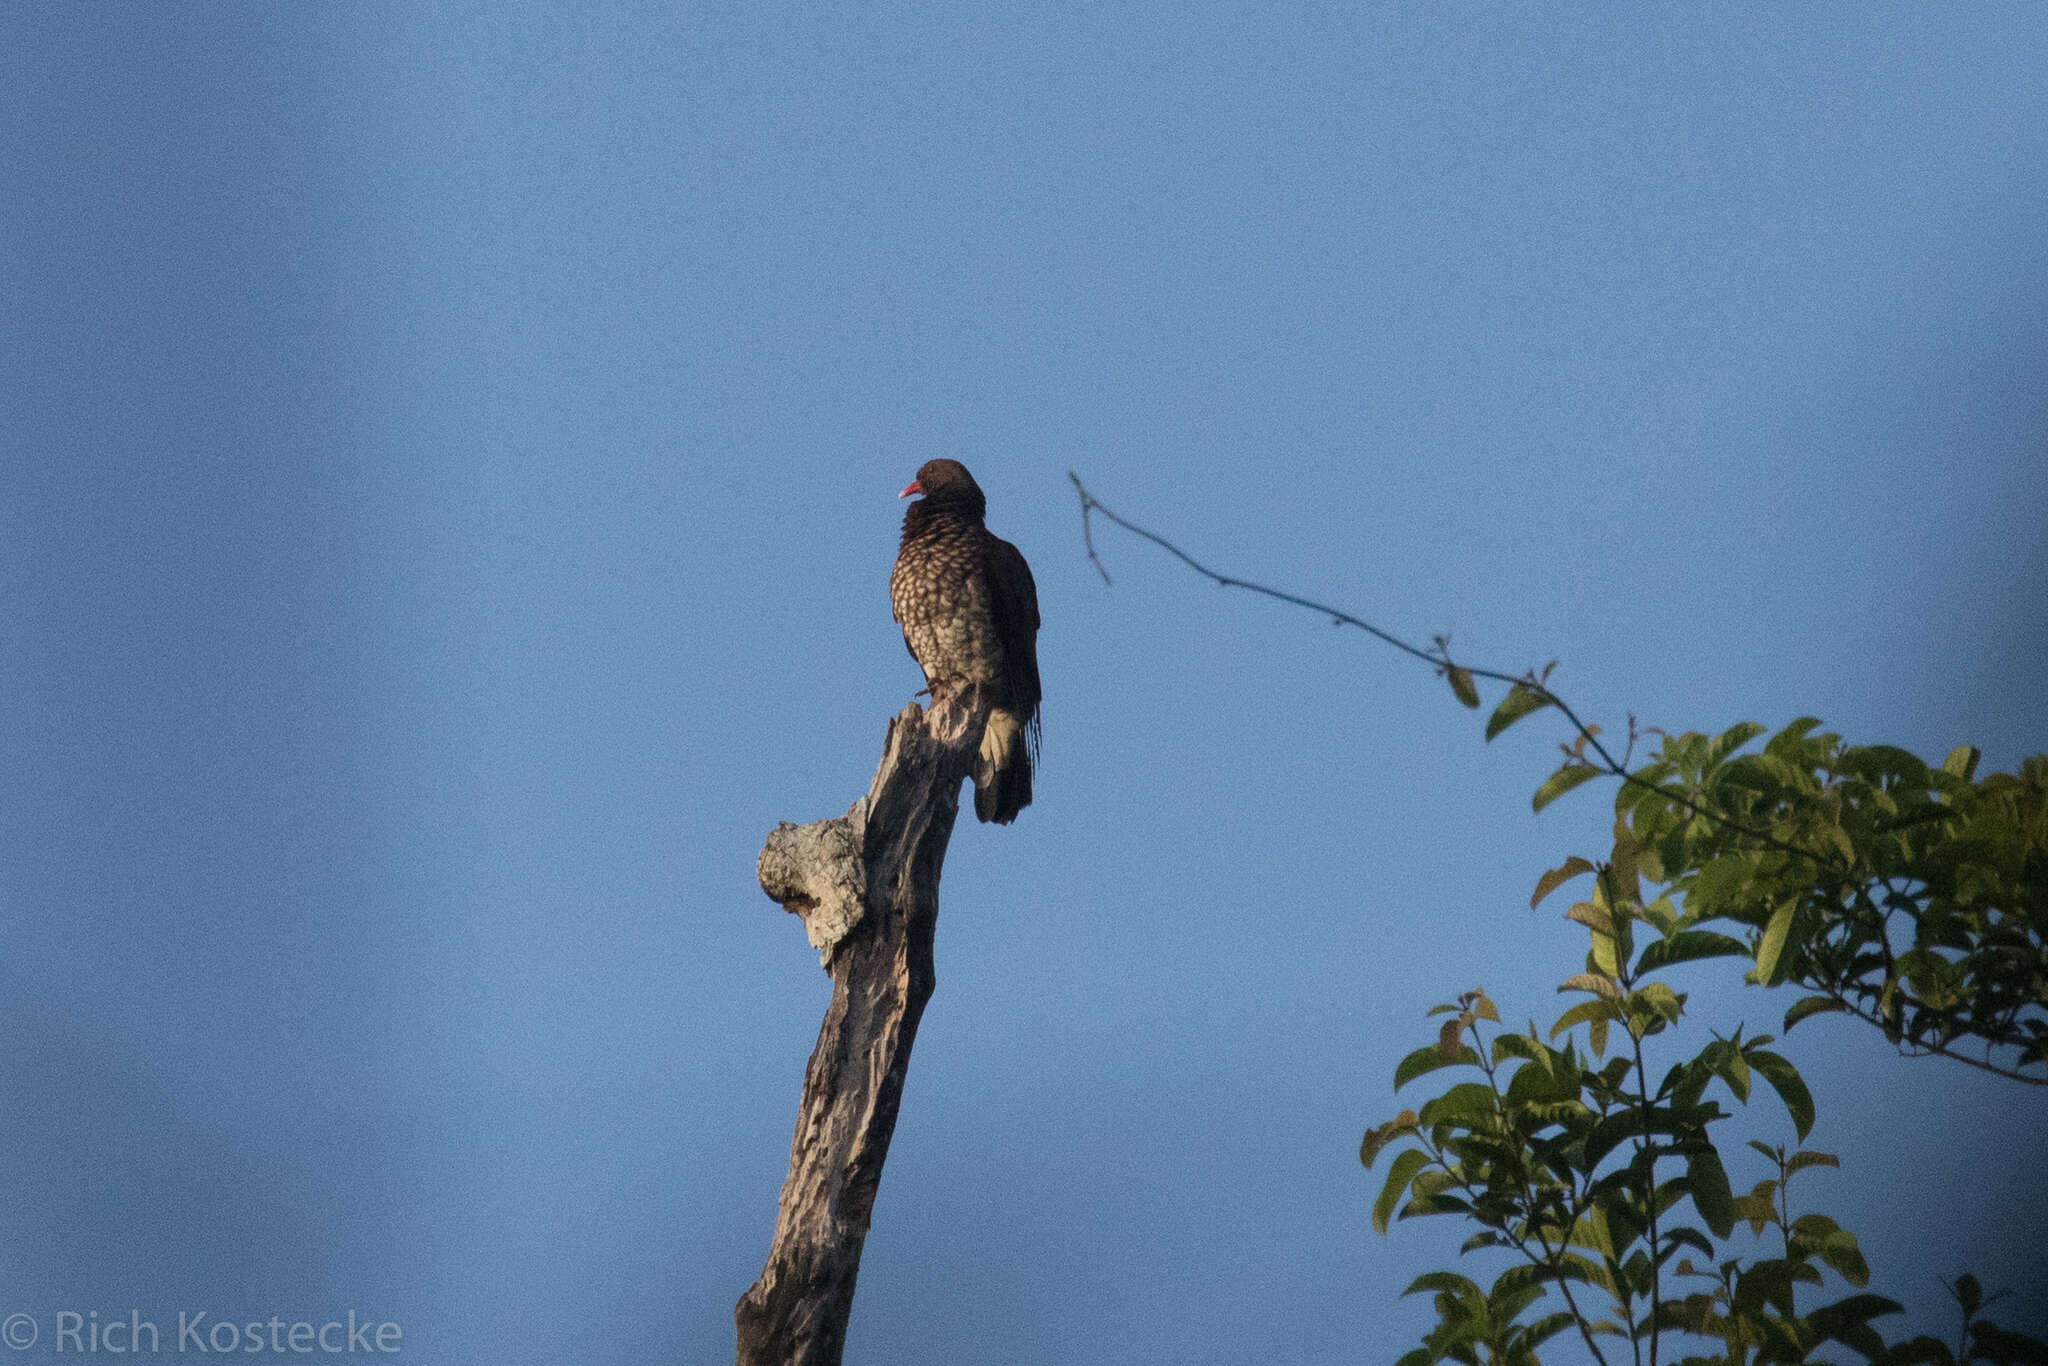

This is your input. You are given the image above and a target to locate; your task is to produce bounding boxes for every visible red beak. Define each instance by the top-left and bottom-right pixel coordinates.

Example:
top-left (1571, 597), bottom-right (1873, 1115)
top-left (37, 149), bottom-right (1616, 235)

top-left (899, 479), bottom-right (922, 499)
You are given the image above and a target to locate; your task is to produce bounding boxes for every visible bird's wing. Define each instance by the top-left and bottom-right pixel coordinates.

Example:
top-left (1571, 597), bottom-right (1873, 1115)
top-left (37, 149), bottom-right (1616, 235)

top-left (985, 534), bottom-right (1042, 719)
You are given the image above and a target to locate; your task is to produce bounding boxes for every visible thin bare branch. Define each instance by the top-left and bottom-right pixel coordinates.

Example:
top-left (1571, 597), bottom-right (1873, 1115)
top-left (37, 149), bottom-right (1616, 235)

top-left (1068, 473), bottom-right (2046, 1087)
top-left (1067, 473), bottom-right (1823, 865)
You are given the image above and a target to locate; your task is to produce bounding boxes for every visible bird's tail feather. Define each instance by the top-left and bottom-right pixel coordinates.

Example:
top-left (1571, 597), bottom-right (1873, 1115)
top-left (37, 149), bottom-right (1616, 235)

top-left (974, 707), bottom-right (1033, 824)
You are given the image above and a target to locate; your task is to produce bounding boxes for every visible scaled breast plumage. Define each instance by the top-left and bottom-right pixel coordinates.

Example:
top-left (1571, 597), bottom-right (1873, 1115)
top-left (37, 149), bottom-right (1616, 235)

top-left (890, 459), bottom-right (1041, 823)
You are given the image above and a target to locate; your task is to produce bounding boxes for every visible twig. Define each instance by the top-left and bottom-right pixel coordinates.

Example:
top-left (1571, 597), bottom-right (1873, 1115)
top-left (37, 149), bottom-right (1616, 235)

top-left (1067, 473), bottom-right (2048, 1088)
top-left (1067, 473), bottom-right (1807, 863)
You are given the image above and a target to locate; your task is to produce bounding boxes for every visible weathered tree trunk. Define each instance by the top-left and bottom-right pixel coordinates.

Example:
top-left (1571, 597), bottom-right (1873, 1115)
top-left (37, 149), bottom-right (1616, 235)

top-left (736, 691), bottom-right (988, 1366)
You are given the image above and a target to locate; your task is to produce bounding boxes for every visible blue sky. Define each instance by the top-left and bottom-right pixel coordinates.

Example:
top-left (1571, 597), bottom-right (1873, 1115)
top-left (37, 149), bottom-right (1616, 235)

top-left (4, 5), bottom-right (2045, 1363)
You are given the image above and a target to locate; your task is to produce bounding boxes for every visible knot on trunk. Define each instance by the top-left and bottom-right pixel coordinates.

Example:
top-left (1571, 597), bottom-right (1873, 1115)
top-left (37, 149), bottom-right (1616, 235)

top-left (758, 812), bottom-right (866, 960)
top-left (754, 687), bottom-right (988, 964)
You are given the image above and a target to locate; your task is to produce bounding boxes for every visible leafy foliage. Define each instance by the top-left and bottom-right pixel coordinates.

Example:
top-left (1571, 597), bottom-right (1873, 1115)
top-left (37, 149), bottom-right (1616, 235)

top-left (1363, 737), bottom-right (2048, 1365)
top-left (1486, 711), bottom-right (2048, 1084)
top-left (1646, 727), bottom-right (2045, 1079)
top-left (1056, 480), bottom-right (2047, 1362)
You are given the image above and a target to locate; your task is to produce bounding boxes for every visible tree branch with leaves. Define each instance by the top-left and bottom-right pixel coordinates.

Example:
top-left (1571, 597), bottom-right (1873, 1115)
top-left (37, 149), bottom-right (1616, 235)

top-left (1069, 475), bottom-right (2048, 1084)
top-left (1070, 475), bottom-right (2048, 1362)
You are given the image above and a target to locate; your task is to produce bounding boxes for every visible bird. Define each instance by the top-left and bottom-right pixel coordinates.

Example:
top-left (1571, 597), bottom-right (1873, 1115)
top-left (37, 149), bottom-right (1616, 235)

top-left (891, 459), bottom-right (1042, 824)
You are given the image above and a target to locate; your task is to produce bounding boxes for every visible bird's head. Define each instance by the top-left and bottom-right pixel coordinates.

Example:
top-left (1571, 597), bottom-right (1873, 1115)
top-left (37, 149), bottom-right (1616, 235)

top-left (899, 460), bottom-right (986, 515)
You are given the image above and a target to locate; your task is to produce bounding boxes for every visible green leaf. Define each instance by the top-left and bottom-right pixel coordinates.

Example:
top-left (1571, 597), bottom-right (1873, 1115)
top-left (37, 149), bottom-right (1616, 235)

top-left (1587, 922), bottom-right (1621, 977)
top-left (1395, 1042), bottom-right (1480, 1090)
top-left (1503, 1058), bottom-right (1576, 1105)
top-left (1439, 1017), bottom-right (1468, 1061)
top-left (1665, 1226), bottom-right (1717, 1260)
top-left (1688, 1148), bottom-right (1736, 1238)
top-left (1689, 853), bottom-right (1760, 913)
top-left (1874, 1334), bottom-right (1961, 1365)
top-left (1491, 1032), bottom-right (1542, 1064)
top-left (1486, 1275), bottom-right (1547, 1325)
top-left (1418, 1082), bottom-right (1498, 1127)
top-left (1966, 1321), bottom-right (2048, 1366)
top-left (1784, 995), bottom-right (1845, 1032)
top-left (1583, 1105), bottom-right (1677, 1168)
top-left (1565, 900), bottom-right (1612, 935)
top-left (1708, 1042), bottom-right (1750, 1102)
top-left (1559, 972), bottom-right (1621, 1000)
top-left (1811, 1291), bottom-right (1900, 1326)
top-left (1638, 930), bottom-right (1750, 972)
top-left (1551, 998), bottom-right (1619, 1040)
top-left (1795, 1216), bottom-right (1870, 1285)
top-left (1531, 856), bottom-right (1598, 909)
top-left (1942, 745), bottom-right (1982, 780)
top-left (1626, 981), bottom-right (1686, 1034)
top-left (1402, 1270), bottom-right (1482, 1302)
top-left (1404, 1168), bottom-right (1469, 1218)
top-left (1360, 1114), bottom-right (1415, 1169)
top-left (1734, 1182), bottom-right (1778, 1236)
top-left (1522, 1311), bottom-right (1579, 1350)
top-left (1487, 682), bottom-right (1553, 740)
top-left (1751, 898), bottom-right (1801, 987)
top-left (1804, 1292), bottom-right (1902, 1351)
top-left (1736, 1258), bottom-right (1801, 1319)
top-left (1533, 763), bottom-right (1603, 813)
top-left (1447, 666), bottom-right (1481, 709)
top-left (1373, 1148), bottom-right (1430, 1234)
top-left (1748, 1050), bottom-right (1815, 1141)
top-left (1708, 720), bottom-right (1769, 767)
top-left (1766, 716), bottom-right (1826, 758)
top-left (1784, 1149), bottom-right (1840, 1179)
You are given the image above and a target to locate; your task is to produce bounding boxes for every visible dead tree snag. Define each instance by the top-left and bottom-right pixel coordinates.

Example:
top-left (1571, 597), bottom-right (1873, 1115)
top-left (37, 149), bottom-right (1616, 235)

top-left (737, 690), bottom-right (988, 1366)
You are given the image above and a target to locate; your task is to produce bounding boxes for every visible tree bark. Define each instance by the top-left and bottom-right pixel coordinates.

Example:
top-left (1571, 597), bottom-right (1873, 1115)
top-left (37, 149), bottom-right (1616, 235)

top-left (736, 690), bottom-right (988, 1366)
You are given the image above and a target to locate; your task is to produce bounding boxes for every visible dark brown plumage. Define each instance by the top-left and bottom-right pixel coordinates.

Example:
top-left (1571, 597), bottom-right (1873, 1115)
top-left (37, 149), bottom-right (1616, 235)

top-left (891, 459), bottom-right (1041, 824)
